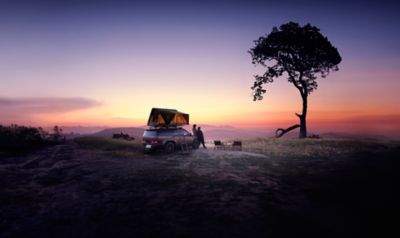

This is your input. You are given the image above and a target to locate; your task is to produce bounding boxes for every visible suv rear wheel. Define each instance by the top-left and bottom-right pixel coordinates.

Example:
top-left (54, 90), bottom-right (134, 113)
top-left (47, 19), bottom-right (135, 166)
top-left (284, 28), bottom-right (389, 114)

top-left (164, 142), bottom-right (175, 153)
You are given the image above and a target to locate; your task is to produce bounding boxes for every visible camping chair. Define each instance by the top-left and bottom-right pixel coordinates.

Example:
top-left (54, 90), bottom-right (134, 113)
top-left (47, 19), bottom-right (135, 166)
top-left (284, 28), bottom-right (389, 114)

top-left (214, 140), bottom-right (225, 150)
top-left (231, 141), bottom-right (242, 151)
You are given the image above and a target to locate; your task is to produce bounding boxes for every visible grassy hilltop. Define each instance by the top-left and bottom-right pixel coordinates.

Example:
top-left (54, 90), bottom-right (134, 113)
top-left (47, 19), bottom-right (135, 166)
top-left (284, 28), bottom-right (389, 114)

top-left (1, 137), bottom-right (399, 238)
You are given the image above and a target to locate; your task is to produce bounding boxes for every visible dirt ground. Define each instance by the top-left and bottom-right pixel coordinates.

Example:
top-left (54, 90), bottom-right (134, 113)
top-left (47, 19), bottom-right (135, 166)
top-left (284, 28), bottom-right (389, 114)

top-left (1, 139), bottom-right (399, 238)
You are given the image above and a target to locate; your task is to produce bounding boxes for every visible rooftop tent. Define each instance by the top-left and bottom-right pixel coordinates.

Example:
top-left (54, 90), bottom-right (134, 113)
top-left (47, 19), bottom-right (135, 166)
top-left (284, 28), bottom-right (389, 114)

top-left (147, 108), bottom-right (189, 127)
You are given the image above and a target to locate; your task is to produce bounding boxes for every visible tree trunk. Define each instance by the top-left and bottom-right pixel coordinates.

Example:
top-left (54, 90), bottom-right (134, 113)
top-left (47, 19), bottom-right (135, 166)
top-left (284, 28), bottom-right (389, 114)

top-left (298, 94), bottom-right (308, 138)
top-left (274, 90), bottom-right (308, 139)
top-left (275, 75), bottom-right (309, 139)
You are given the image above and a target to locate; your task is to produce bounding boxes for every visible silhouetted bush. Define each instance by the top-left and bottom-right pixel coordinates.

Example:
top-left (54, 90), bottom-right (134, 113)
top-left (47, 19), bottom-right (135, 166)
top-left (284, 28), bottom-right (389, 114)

top-left (0, 124), bottom-right (45, 154)
top-left (51, 125), bottom-right (64, 142)
top-left (112, 132), bottom-right (134, 141)
top-left (0, 124), bottom-right (67, 154)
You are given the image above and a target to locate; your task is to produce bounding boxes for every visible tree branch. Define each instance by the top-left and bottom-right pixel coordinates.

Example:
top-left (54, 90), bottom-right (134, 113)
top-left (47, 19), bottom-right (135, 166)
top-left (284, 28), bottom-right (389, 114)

top-left (275, 124), bottom-right (301, 138)
top-left (297, 71), bottom-right (305, 96)
top-left (283, 63), bottom-right (304, 96)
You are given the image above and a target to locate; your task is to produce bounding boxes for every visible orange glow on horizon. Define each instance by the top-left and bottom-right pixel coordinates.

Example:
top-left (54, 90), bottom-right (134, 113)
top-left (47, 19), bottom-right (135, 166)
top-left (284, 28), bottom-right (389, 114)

top-left (1, 58), bottom-right (399, 136)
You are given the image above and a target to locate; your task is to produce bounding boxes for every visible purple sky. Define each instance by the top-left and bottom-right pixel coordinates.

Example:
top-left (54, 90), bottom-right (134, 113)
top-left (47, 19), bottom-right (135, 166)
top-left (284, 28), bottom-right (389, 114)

top-left (0, 0), bottom-right (399, 135)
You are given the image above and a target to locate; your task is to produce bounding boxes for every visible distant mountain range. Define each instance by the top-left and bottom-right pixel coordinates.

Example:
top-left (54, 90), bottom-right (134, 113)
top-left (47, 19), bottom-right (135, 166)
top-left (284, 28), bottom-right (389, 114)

top-left (59, 125), bottom-right (396, 141)
top-left (87, 126), bottom-right (272, 140)
top-left (200, 128), bottom-right (273, 140)
top-left (51, 126), bottom-right (109, 135)
top-left (318, 132), bottom-right (390, 140)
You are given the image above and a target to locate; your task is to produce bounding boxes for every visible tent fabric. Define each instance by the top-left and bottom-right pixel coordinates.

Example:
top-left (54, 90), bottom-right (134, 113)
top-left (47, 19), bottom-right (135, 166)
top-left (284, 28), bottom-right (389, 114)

top-left (147, 108), bottom-right (189, 127)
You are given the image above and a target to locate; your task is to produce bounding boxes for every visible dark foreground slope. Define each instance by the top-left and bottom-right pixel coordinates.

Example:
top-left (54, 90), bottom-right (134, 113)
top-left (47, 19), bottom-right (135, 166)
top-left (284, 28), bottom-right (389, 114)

top-left (0, 138), bottom-right (399, 238)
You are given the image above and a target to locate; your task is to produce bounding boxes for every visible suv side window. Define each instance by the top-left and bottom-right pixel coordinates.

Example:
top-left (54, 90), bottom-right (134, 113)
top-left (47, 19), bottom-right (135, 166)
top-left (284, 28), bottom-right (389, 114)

top-left (171, 130), bottom-right (180, 136)
top-left (143, 130), bottom-right (157, 137)
top-left (159, 129), bottom-right (175, 136)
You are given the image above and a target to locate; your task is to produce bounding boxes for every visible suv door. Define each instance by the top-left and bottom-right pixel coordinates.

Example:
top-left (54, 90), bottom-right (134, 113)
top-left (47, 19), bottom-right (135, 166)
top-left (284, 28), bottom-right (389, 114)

top-left (179, 129), bottom-right (193, 145)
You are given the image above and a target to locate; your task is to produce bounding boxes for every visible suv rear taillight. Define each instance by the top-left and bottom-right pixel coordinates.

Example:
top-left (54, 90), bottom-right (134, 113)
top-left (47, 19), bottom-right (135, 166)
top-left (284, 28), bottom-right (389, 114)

top-left (146, 138), bottom-right (163, 144)
top-left (142, 138), bottom-right (162, 144)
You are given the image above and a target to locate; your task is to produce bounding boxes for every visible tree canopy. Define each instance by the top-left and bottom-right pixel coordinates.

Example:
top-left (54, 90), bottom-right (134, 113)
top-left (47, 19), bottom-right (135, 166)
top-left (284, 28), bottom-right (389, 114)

top-left (250, 22), bottom-right (342, 101)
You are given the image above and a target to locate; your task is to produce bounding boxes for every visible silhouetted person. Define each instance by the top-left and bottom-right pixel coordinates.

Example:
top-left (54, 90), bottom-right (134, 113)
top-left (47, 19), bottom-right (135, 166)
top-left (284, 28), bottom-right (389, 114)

top-left (197, 127), bottom-right (206, 149)
top-left (192, 124), bottom-right (197, 137)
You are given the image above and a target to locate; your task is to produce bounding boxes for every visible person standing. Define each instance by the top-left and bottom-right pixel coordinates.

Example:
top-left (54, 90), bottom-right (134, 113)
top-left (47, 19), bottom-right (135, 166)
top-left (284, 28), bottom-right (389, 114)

top-left (197, 126), bottom-right (206, 149)
top-left (192, 124), bottom-right (197, 137)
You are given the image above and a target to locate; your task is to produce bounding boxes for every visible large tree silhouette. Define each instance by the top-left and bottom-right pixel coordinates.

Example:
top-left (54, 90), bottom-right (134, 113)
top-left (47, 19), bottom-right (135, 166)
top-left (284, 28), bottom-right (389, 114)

top-left (249, 22), bottom-right (341, 138)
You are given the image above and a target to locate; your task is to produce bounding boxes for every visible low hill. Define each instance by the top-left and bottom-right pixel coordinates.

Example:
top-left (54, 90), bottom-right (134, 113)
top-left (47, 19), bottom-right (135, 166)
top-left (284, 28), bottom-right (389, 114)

top-left (92, 127), bottom-right (145, 139)
top-left (2, 138), bottom-right (399, 237)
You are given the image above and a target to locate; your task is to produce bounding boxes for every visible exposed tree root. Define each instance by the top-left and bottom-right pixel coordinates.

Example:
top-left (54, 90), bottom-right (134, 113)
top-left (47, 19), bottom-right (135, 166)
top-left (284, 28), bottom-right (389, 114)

top-left (275, 124), bottom-right (300, 138)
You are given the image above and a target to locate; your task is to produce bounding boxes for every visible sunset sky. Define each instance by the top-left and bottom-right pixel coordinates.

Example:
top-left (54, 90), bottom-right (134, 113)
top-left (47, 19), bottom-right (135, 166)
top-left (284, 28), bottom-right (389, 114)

top-left (1, 0), bottom-right (399, 136)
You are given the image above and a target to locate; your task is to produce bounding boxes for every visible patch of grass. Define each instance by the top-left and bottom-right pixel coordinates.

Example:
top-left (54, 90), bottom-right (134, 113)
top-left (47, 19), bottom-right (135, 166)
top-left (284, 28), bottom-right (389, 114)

top-left (235, 137), bottom-right (400, 182)
top-left (74, 136), bottom-right (142, 152)
top-left (242, 138), bottom-right (392, 159)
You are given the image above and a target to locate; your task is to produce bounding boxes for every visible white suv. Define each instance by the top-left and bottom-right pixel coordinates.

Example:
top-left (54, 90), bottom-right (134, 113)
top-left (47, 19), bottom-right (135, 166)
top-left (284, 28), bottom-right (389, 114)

top-left (142, 127), bottom-right (199, 153)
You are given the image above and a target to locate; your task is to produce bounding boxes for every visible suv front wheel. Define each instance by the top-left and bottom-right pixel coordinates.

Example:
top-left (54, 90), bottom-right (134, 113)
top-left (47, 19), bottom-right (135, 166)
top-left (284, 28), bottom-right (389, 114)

top-left (192, 139), bottom-right (200, 149)
top-left (164, 142), bottom-right (175, 153)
